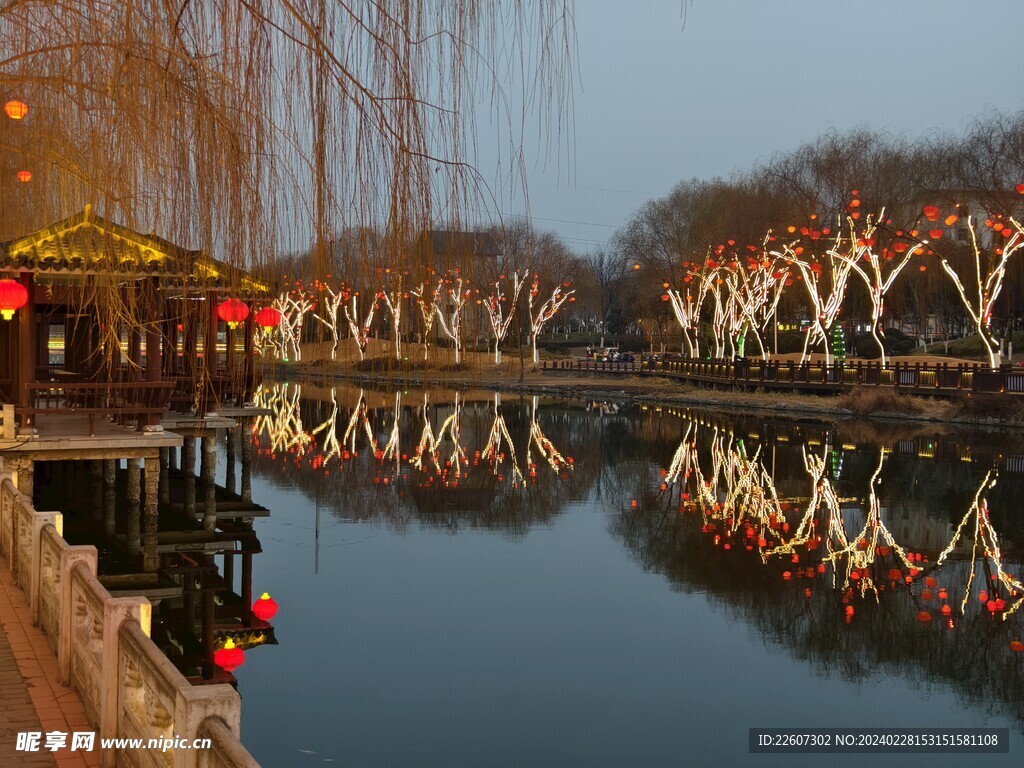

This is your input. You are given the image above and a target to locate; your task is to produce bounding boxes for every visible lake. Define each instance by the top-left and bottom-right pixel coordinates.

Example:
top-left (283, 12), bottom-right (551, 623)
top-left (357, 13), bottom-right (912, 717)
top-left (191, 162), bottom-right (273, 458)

top-left (231, 382), bottom-right (1024, 767)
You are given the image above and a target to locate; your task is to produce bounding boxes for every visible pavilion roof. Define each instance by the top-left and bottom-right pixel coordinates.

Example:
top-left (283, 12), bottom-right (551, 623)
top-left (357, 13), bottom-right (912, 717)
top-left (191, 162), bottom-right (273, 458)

top-left (0, 206), bottom-right (270, 294)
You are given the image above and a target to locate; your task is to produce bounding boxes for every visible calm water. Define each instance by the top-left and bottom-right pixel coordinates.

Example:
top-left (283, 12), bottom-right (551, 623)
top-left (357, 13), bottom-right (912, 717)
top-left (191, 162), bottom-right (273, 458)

top-left (231, 383), bottom-right (1024, 767)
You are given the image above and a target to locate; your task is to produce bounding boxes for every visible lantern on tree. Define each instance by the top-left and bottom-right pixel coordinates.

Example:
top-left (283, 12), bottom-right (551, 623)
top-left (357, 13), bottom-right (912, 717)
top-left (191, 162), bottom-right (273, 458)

top-left (4, 100), bottom-right (27, 120)
top-left (217, 298), bottom-right (249, 329)
top-left (16, 171), bottom-right (31, 183)
top-left (254, 306), bottom-right (281, 329)
top-left (0, 279), bottom-right (29, 320)
top-left (252, 592), bottom-right (278, 622)
top-left (213, 638), bottom-right (245, 673)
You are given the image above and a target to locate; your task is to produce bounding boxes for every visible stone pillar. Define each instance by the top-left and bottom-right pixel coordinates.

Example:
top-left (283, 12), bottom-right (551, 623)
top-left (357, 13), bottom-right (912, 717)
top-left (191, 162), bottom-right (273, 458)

top-left (103, 460), bottom-right (116, 537)
top-left (158, 448), bottom-right (170, 505)
top-left (143, 456), bottom-right (159, 572)
top-left (125, 458), bottom-right (141, 555)
top-left (183, 438), bottom-right (196, 518)
top-left (240, 419), bottom-right (252, 503)
top-left (11, 456), bottom-right (33, 501)
top-left (225, 428), bottom-right (236, 496)
top-left (201, 435), bottom-right (217, 531)
top-left (91, 460), bottom-right (103, 521)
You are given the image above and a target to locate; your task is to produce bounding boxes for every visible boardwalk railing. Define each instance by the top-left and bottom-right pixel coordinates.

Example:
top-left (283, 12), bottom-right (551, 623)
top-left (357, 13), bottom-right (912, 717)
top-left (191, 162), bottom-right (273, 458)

top-left (540, 358), bottom-right (1024, 396)
top-left (0, 475), bottom-right (260, 768)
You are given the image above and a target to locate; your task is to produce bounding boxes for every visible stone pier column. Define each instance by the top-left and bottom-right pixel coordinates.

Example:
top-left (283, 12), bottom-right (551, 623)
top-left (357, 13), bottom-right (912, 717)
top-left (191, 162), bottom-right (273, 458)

top-left (143, 456), bottom-right (160, 572)
top-left (158, 448), bottom-right (170, 506)
top-left (169, 444), bottom-right (179, 471)
top-left (103, 460), bottom-right (116, 536)
top-left (225, 427), bottom-right (237, 496)
top-left (11, 457), bottom-right (33, 501)
top-left (125, 458), bottom-right (141, 555)
top-left (183, 438), bottom-right (196, 518)
top-left (240, 420), bottom-right (252, 503)
top-left (201, 435), bottom-right (217, 531)
top-left (91, 460), bottom-right (103, 521)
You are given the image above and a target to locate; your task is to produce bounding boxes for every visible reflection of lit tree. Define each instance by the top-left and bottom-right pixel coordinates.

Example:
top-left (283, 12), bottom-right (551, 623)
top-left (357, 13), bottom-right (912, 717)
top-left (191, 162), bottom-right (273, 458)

top-left (410, 393), bottom-right (441, 473)
top-left (482, 394), bottom-right (525, 487)
top-left (937, 470), bottom-right (1024, 618)
top-left (527, 396), bottom-right (572, 476)
top-left (310, 388), bottom-right (342, 465)
top-left (252, 382), bottom-right (312, 455)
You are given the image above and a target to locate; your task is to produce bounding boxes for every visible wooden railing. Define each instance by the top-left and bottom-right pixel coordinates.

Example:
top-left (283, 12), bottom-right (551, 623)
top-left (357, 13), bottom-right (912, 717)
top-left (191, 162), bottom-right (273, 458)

top-left (0, 476), bottom-right (261, 768)
top-left (540, 358), bottom-right (1024, 396)
top-left (20, 381), bottom-right (176, 434)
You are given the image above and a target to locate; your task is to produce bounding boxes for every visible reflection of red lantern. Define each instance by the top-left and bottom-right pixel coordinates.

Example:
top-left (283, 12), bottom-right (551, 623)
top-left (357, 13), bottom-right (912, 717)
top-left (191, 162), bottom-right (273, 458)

top-left (16, 170), bottom-right (31, 183)
top-left (252, 592), bottom-right (278, 622)
top-left (213, 638), bottom-right (245, 672)
top-left (254, 306), bottom-right (281, 329)
top-left (917, 611), bottom-right (932, 623)
top-left (217, 298), bottom-right (249, 329)
top-left (1010, 640), bottom-right (1024, 652)
top-left (4, 100), bottom-right (27, 120)
top-left (0, 279), bottom-right (28, 320)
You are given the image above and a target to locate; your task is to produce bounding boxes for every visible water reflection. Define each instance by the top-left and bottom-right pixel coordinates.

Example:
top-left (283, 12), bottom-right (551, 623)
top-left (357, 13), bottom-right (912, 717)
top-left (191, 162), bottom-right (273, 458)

top-left (247, 382), bottom-right (1024, 741)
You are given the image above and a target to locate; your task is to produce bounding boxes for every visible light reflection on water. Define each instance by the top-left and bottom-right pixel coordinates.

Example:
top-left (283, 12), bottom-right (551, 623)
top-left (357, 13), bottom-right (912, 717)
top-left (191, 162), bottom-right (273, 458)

top-left (236, 382), bottom-right (1024, 767)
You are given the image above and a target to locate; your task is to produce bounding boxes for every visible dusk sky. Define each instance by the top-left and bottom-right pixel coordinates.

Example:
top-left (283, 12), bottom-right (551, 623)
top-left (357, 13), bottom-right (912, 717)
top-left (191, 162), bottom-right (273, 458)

top-left (502, 0), bottom-right (1024, 253)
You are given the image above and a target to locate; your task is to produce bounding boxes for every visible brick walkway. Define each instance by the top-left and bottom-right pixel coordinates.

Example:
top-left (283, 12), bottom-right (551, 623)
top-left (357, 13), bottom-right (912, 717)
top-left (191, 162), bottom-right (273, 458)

top-left (0, 561), bottom-right (100, 768)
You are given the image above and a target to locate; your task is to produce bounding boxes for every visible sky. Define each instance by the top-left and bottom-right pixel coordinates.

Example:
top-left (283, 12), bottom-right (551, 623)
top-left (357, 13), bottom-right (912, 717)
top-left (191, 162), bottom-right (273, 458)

top-left (495, 0), bottom-right (1024, 253)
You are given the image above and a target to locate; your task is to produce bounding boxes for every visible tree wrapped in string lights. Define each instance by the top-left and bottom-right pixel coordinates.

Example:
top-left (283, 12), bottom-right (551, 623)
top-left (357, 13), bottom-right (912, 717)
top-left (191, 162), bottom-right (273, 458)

top-left (378, 271), bottom-right (406, 361)
top-left (834, 200), bottom-right (923, 366)
top-left (434, 276), bottom-right (470, 365)
top-left (528, 274), bottom-right (575, 364)
top-left (484, 271), bottom-right (527, 364)
top-left (410, 279), bottom-right (440, 360)
top-left (343, 290), bottom-right (379, 361)
top-left (933, 212), bottom-right (1024, 368)
top-left (273, 288), bottom-right (316, 363)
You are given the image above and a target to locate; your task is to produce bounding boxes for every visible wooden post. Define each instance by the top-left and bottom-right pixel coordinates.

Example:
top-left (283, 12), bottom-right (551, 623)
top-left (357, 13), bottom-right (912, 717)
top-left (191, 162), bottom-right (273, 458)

top-left (17, 271), bottom-right (35, 412)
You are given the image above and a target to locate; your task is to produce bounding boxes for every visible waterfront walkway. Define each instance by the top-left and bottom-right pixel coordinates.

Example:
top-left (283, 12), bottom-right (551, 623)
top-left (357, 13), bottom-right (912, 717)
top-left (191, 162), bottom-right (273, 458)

top-left (0, 559), bottom-right (99, 768)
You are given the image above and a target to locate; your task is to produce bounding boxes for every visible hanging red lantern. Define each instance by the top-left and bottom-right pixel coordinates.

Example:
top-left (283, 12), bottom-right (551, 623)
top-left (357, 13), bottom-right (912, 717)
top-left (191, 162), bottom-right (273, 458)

top-left (4, 100), bottom-right (27, 120)
top-left (252, 592), bottom-right (278, 622)
top-left (922, 204), bottom-right (940, 221)
top-left (0, 279), bottom-right (28, 320)
top-left (16, 170), bottom-right (31, 183)
top-left (254, 306), bottom-right (281, 329)
top-left (917, 611), bottom-right (932, 623)
top-left (213, 638), bottom-right (245, 673)
top-left (217, 298), bottom-right (250, 329)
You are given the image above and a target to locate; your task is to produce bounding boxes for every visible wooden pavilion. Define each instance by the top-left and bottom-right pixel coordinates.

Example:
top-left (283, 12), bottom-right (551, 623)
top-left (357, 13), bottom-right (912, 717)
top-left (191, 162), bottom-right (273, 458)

top-left (0, 205), bottom-right (271, 433)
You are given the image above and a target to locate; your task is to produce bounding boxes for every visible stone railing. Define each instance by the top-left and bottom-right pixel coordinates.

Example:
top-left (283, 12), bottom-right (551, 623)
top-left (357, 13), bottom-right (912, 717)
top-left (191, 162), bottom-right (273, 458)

top-left (0, 476), bottom-right (261, 768)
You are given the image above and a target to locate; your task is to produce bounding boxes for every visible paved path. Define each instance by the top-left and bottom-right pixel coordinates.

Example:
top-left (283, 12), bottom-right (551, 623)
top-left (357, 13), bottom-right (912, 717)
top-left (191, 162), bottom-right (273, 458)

top-left (0, 561), bottom-right (99, 768)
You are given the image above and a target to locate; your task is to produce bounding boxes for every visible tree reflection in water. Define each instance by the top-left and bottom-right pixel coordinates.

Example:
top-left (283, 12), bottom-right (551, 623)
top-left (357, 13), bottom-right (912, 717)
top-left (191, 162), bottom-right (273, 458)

top-left (248, 384), bottom-right (1024, 724)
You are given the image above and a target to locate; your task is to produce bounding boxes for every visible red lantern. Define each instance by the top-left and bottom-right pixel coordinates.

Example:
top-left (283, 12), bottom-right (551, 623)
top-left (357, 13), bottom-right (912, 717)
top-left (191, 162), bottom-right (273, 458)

top-left (4, 100), bottom-right (27, 120)
top-left (254, 306), bottom-right (281, 329)
top-left (213, 638), bottom-right (245, 673)
top-left (252, 592), bottom-right (278, 622)
top-left (16, 170), bottom-right (31, 183)
top-left (217, 298), bottom-right (249, 329)
top-left (0, 279), bottom-right (28, 320)
top-left (1010, 640), bottom-right (1024, 652)
top-left (922, 204), bottom-right (940, 221)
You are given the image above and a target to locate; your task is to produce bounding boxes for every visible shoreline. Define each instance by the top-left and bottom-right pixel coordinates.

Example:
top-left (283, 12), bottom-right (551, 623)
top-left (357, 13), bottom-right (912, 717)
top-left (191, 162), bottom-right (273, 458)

top-left (267, 362), bottom-right (1024, 431)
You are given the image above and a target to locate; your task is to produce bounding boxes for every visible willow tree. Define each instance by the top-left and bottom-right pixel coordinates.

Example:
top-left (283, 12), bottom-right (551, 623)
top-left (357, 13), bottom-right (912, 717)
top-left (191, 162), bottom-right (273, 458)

top-left (0, 0), bottom-right (576, 368)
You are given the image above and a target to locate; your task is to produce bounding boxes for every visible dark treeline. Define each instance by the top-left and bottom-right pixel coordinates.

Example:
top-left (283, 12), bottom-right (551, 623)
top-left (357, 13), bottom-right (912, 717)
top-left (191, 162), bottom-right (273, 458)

top-left (600, 110), bottom-right (1024, 357)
